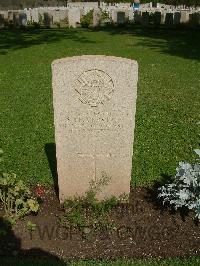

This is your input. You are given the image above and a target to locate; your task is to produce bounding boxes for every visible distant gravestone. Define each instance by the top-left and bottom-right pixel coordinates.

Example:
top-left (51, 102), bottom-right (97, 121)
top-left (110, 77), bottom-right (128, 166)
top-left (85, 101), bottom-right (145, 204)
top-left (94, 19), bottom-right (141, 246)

top-left (189, 13), bottom-right (200, 27)
top-left (142, 12), bottom-right (149, 27)
top-left (68, 8), bottom-right (81, 28)
top-left (31, 9), bottom-right (39, 23)
top-left (52, 55), bottom-right (138, 202)
top-left (19, 13), bottom-right (27, 26)
top-left (8, 11), bottom-right (13, 23)
top-left (154, 11), bottom-right (161, 26)
top-left (25, 10), bottom-right (31, 22)
top-left (180, 11), bottom-right (189, 24)
top-left (13, 12), bottom-right (19, 27)
top-left (165, 12), bottom-right (174, 26)
top-left (134, 11), bottom-right (141, 24)
top-left (174, 12), bottom-right (181, 25)
top-left (1, 11), bottom-right (8, 21)
top-left (117, 11), bottom-right (126, 25)
top-left (52, 10), bottom-right (60, 24)
top-left (93, 8), bottom-right (101, 27)
top-left (161, 11), bottom-right (166, 24)
top-left (44, 12), bottom-right (53, 28)
top-left (0, 14), bottom-right (5, 29)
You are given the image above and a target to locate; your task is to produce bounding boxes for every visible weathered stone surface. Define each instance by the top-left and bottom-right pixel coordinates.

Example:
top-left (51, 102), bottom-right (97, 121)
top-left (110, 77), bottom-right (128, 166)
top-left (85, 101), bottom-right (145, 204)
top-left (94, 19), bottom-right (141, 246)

top-left (0, 14), bottom-right (5, 28)
top-left (174, 12), bottom-right (181, 25)
top-left (134, 10), bottom-right (141, 24)
top-left (180, 11), bottom-right (189, 24)
top-left (93, 8), bottom-right (101, 27)
top-left (52, 55), bottom-right (138, 202)
top-left (68, 8), bottom-right (81, 28)
top-left (13, 12), bottom-right (19, 27)
top-left (117, 11), bottom-right (126, 25)
top-left (31, 9), bottom-right (39, 23)
top-left (19, 13), bottom-right (27, 26)
top-left (8, 11), bottom-right (13, 22)
top-left (142, 11), bottom-right (149, 26)
top-left (189, 12), bottom-right (200, 27)
top-left (44, 12), bottom-right (53, 28)
top-left (165, 12), bottom-right (174, 26)
top-left (154, 11), bottom-right (161, 25)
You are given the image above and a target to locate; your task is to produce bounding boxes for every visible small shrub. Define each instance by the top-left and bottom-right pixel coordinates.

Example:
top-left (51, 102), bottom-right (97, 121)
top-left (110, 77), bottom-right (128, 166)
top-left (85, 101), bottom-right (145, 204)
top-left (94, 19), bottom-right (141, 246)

top-left (0, 149), bottom-right (39, 224)
top-left (81, 10), bottom-right (93, 28)
top-left (101, 10), bottom-right (109, 22)
top-left (26, 220), bottom-right (37, 231)
top-left (158, 149), bottom-right (200, 219)
top-left (60, 172), bottom-right (127, 232)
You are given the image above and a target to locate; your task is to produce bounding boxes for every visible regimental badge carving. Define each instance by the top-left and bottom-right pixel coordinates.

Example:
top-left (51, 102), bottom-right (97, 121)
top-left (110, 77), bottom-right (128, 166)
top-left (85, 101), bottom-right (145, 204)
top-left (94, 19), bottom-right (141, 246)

top-left (74, 69), bottom-right (114, 107)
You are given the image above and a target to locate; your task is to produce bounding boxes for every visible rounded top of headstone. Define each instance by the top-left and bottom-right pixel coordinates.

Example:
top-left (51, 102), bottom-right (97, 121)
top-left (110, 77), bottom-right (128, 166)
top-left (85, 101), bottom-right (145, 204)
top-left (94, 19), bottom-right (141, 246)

top-left (52, 55), bottom-right (138, 68)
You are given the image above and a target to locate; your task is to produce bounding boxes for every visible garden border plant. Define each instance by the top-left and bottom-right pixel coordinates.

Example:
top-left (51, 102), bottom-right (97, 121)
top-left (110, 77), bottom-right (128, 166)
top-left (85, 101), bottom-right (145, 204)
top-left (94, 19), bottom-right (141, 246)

top-left (0, 149), bottom-right (39, 225)
top-left (59, 172), bottom-right (128, 234)
top-left (158, 149), bottom-right (200, 219)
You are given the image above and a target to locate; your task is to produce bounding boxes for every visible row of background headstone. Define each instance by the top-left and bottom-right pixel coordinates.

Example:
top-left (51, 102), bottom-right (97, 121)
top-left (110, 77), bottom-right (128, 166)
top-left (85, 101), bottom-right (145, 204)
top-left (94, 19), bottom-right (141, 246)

top-left (0, 3), bottom-right (200, 28)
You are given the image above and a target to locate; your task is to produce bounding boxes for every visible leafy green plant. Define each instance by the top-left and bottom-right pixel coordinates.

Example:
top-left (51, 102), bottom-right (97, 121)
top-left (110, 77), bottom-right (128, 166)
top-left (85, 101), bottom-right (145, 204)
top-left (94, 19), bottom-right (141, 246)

top-left (0, 149), bottom-right (39, 224)
top-left (80, 10), bottom-right (93, 28)
top-left (158, 149), bottom-right (200, 219)
top-left (100, 10), bottom-right (110, 23)
top-left (60, 172), bottom-right (127, 232)
top-left (26, 220), bottom-right (37, 231)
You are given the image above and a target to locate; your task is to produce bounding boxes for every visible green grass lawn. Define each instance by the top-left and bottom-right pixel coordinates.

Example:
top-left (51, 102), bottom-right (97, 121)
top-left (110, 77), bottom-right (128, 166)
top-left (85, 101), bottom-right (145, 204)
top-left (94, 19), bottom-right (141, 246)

top-left (1, 257), bottom-right (200, 266)
top-left (0, 27), bottom-right (199, 187)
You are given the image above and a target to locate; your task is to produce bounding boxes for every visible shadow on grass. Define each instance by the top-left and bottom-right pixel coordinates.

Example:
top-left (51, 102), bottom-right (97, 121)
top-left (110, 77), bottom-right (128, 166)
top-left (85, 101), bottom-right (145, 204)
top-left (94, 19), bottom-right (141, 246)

top-left (92, 25), bottom-right (200, 61)
top-left (0, 28), bottom-right (95, 55)
top-left (144, 173), bottom-right (199, 224)
top-left (0, 26), bottom-right (200, 60)
top-left (45, 143), bottom-right (59, 198)
top-left (0, 217), bottom-right (66, 265)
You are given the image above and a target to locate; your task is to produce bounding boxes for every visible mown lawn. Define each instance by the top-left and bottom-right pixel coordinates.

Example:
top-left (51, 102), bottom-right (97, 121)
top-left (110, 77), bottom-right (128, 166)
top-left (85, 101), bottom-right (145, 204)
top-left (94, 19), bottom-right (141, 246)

top-left (0, 26), bottom-right (199, 186)
top-left (1, 257), bottom-right (200, 266)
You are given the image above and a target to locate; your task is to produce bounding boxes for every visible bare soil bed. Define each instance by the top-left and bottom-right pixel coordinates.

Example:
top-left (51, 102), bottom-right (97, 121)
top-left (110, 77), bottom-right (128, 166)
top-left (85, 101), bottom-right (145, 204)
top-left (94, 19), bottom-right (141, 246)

top-left (0, 187), bottom-right (200, 261)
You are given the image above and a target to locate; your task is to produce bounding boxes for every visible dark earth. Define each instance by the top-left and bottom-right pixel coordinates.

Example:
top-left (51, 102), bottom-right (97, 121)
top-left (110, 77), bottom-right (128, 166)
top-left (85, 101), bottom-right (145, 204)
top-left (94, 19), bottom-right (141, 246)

top-left (0, 187), bottom-right (200, 260)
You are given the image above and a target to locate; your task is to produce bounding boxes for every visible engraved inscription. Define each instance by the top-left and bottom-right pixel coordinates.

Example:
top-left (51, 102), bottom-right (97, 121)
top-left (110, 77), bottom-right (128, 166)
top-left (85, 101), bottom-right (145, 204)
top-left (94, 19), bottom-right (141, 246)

top-left (74, 69), bottom-right (114, 107)
top-left (59, 109), bottom-right (126, 131)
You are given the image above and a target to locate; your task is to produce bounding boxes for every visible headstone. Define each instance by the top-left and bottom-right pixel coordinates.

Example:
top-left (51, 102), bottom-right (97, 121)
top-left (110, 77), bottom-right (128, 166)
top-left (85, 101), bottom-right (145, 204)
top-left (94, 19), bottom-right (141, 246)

top-left (31, 9), bottom-right (39, 23)
top-left (160, 11), bottom-right (166, 24)
top-left (142, 12), bottom-right (149, 26)
top-left (1, 11), bottom-right (8, 21)
top-left (25, 10), bottom-right (31, 22)
top-left (8, 11), bottom-right (13, 23)
top-left (174, 12), bottom-right (181, 25)
top-left (93, 8), bottom-right (101, 27)
top-left (128, 9), bottom-right (134, 22)
top-left (52, 10), bottom-right (60, 24)
top-left (134, 10), bottom-right (141, 24)
top-left (59, 10), bottom-right (69, 27)
top-left (59, 10), bottom-right (68, 21)
top-left (19, 13), bottom-right (27, 26)
top-left (154, 11), bottom-right (161, 25)
top-left (52, 55), bottom-right (138, 202)
top-left (0, 14), bottom-right (4, 29)
top-left (13, 12), bottom-right (19, 27)
top-left (117, 11), bottom-right (126, 25)
top-left (110, 9), bottom-right (117, 23)
top-left (180, 11), bottom-right (189, 24)
top-left (68, 8), bottom-right (81, 28)
top-left (165, 12), bottom-right (174, 26)
top-left (44, 12), bottom-right (53, 28)
top-left (189, 13), bottom-right (200, 27)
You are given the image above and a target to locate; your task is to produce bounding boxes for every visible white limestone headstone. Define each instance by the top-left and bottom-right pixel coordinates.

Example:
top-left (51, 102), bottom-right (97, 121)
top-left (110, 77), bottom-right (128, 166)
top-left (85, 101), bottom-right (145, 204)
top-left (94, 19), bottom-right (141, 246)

top-left (52, 55), bottom-right (138, 202)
